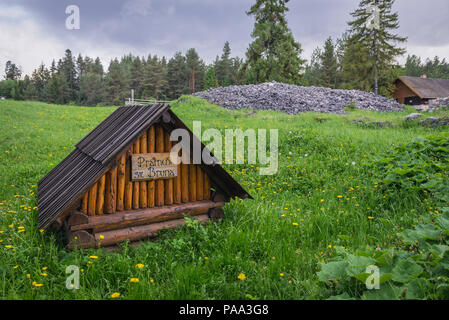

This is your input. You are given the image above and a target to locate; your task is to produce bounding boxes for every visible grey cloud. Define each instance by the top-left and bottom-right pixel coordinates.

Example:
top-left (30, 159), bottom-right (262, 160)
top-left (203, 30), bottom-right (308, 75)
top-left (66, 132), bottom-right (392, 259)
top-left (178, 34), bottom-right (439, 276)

top-left (1, 0), bottom-right (448, 75)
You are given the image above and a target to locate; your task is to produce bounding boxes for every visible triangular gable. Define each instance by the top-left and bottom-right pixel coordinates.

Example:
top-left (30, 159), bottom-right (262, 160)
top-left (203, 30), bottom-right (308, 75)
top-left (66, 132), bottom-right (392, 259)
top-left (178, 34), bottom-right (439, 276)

top-left (38, 104), bottom-right (251, 230)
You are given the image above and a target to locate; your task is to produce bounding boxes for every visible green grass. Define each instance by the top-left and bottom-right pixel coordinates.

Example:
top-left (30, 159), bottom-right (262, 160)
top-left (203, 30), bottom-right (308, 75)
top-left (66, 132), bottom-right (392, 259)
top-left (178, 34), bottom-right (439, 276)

top-left (0, 97), bottom-right (448, 299)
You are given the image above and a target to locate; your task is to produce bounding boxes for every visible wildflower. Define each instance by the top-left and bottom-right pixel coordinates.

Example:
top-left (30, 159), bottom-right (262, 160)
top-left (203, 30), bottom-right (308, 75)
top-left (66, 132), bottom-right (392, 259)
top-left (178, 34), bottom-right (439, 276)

top-left (111, 292), bottom-right (120, 298)
top-left (130, 278), bottom-right (139, 283)
top-left (368, 216), bottom-right (375, 220)
top-left (32, 282), bottom-right (43, 287)
top-left (89, 256), bottom-right (98, 259)
top-left (41, 273), bottom-right (48, 277)
top-left (337, 195), bottom-right (343, 199)
top-left (13, 265), bottom-right (19, 269)
top-left (204, 257), bottom-right (209, 261)
top-left (280, 273), bottom-right (285, 277)
top-left (320, 199), bottom-right (325, 203)
top-left (26, 274), bottom-right (31, 279)
top-left (292, 222), bottom-right (299, 227)
top-left (237, 273), bottom-right (246, 281)
top-left (39, 229), bottom-right (44, 233)
top-left (99, 235), bottom-right (104, 240)
top-left (136, 264), bottom-right (144, 269)
top-left (42, 267), bottom-right (47, 271)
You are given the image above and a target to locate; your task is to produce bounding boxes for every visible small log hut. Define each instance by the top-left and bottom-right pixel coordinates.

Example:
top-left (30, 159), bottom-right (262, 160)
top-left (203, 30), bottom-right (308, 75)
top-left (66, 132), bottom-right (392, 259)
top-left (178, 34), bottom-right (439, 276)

top-left (38, 104), bottom-right (251, 249)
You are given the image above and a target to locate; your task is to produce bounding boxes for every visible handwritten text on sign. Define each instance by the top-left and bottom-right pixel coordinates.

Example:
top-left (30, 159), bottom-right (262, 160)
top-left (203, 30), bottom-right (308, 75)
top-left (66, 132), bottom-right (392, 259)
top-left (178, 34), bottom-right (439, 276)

top-left (131, 153), bottom-right (178, 181)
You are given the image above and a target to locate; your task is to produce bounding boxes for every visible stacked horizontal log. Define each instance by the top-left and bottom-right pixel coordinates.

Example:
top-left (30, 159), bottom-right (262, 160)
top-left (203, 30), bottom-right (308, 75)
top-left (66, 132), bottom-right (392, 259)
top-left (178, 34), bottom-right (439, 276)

top-left (68, 200), bottom-right (223, 249)
top-left (78, 123), bottom-right (212, 216)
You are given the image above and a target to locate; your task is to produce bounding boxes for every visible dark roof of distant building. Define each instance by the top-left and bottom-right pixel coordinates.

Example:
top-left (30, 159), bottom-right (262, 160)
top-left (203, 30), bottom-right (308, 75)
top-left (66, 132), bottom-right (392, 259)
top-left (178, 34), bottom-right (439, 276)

top-left (397, 76), bottom-right (449, 99)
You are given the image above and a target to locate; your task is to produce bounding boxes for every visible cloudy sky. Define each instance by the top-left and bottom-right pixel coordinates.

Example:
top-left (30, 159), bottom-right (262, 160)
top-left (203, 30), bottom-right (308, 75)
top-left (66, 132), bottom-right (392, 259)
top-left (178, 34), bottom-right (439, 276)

top-left (1, 0), bottom-right (448, 76)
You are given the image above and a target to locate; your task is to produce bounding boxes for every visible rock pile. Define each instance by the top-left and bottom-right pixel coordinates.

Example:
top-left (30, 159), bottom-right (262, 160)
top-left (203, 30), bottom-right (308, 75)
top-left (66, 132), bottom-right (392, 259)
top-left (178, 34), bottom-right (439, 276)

top-left (194, 82), bottom-right (403, 114)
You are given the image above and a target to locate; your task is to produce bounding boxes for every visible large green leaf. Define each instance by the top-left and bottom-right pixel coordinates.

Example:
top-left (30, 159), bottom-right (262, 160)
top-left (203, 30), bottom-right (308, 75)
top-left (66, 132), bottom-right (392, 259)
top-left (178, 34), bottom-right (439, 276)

top-left (405, 278), bottom-right (430, 300)
top-left (361, 284), bottom-right (403, 300)
top-left (317, 261), bottom-right (349, 282)
top-left (400, 224), bottom-right (441, 244)
top-left (345, 254), bottom-right (377, 276)
top-left (392, 259), bottom-right (424, 283)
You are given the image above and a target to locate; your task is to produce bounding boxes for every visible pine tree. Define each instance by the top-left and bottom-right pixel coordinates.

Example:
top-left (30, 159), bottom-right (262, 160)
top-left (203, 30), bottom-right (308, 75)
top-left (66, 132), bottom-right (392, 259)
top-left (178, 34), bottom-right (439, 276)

top-left (105, 59), bottom-right (129, 105)
top-left (344, 0), bottom-right (407, 95)
top-left (319, 37), bottom-right (338, 88)
top-left (143, 56), bottom-right (167, 100)
top-left (60, 49), bottom-right (78, 102)
top-left (216, 41), bottom-right (233, 86)
top-left (303, 48), bottom-right (322, 87)
top-left (203, 66), bottom-right (219, 90)
top-left (243, 0), bottom-right (305, 84)
top-left (130, 56), bottom-right (145, 98)
top-left (4, 61), bottom-right (22, 80)
top-left (185, 48), bottom-right (205, 93)
top-left (166, 52), bottom-right (188, 99)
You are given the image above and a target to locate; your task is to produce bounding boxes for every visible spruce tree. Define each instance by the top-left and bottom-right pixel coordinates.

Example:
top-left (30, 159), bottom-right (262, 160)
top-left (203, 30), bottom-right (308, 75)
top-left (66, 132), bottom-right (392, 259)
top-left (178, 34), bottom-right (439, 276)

top-left (166, 52), bottom-right (188, 99)
top-left (243, 0), bottom-right (305, 84)
top-left (203, 66), bottom-right (219, 90)
top-left (319, 37), bottom-right (338, 88)
top-left (344, 0), bottom-right (407, 95)
top-left (185, 48), bottom-right (205, 93)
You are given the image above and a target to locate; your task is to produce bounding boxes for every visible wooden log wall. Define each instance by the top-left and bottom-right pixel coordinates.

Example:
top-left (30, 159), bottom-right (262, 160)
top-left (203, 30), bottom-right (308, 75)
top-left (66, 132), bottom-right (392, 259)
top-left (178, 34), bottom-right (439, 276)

top-left (79, 123), bottom-right (211, 216)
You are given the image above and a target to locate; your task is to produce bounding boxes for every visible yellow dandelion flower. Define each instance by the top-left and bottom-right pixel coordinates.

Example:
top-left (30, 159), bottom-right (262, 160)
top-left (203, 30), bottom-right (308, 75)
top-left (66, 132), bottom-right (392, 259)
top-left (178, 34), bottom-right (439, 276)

top-left (13, 265), bottom-right (19, 269)
top-left (280, 273), bottom-right (285, 277)
top-left (26, 274), bottom-right (31, 279)
top-left (99, 235), bottom-right (104, 240)
top-left (292, 222), bottom-right (299, 226)
top-left (111, 292), bottom-right (120, 298)
top-left (150, 279), bottom-right (154, 284)
top-left (237, 273), bottom-right (246, 281)
top-left (130, 278), bottom-right (139, 283)
top-left (368, 216), bottom-right (375, 220)
top-left (136, 264), bottom-right (144, 269)
top-left (89, 256), bottom-right (98, 259)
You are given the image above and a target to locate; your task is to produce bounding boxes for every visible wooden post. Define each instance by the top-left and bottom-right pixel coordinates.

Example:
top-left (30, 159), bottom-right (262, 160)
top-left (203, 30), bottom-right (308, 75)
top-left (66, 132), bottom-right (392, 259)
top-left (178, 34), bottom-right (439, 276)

top-left (196, 167), bottom-right (204, 201)
top-left (164, 131), bottom-right (174, 205)
top-left (203, 173), bottom-right (210, 200)
top-left (189, 165), bottom-right (197, 201)
top-left (117, 154), bottom-right (126, 211)
top-left (133, 140), bottom-right (140, 209)
top-left (124, 148), bottom-right (133, 210)
top-left (181, 151), bottom-right (189, 203)
top-left (147, 126), bottom-right (156, 207)
top-left (140, 132), bottom-right (148, 208)
top-left (96, 175), bottom-right (106, 214)
top-left (81, 193), bottom-right (88, 214)
top-left (105, 167), bottom-right (117, 214)
top-left (155, 125), bottom-right (165, 206)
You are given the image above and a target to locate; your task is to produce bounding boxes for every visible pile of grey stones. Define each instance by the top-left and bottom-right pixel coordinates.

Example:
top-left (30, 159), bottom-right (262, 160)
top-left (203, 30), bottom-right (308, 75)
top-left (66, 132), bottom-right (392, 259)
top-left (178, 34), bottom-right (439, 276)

top-left (194, 81), bottom-right (403, 114)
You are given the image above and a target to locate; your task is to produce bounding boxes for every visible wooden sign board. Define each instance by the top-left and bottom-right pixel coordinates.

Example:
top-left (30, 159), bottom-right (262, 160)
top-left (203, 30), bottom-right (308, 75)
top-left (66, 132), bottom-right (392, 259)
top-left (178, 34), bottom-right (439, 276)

top-left (131, 153), bottom-right (177, 181)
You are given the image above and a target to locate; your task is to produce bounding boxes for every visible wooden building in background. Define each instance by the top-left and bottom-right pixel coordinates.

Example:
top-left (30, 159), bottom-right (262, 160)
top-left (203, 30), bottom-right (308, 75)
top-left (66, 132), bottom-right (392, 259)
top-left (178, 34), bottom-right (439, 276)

top-left (38, 104), bottom-right (251, 249)
top-left (393, 75), bottom-right (449, 105)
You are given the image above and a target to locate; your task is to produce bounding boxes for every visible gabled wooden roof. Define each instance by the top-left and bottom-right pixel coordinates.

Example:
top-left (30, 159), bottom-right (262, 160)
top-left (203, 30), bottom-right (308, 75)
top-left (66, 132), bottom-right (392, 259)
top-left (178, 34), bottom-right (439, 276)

top-left (397, 76), bottom-right (449, 99)
top-left (38, 104), bottom-right (252, 230)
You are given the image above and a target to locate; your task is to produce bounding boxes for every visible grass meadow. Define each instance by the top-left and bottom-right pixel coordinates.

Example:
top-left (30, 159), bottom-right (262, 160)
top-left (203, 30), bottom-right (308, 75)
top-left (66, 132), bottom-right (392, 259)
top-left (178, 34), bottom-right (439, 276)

top-left (0, 97), bottom-right (448, 299)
